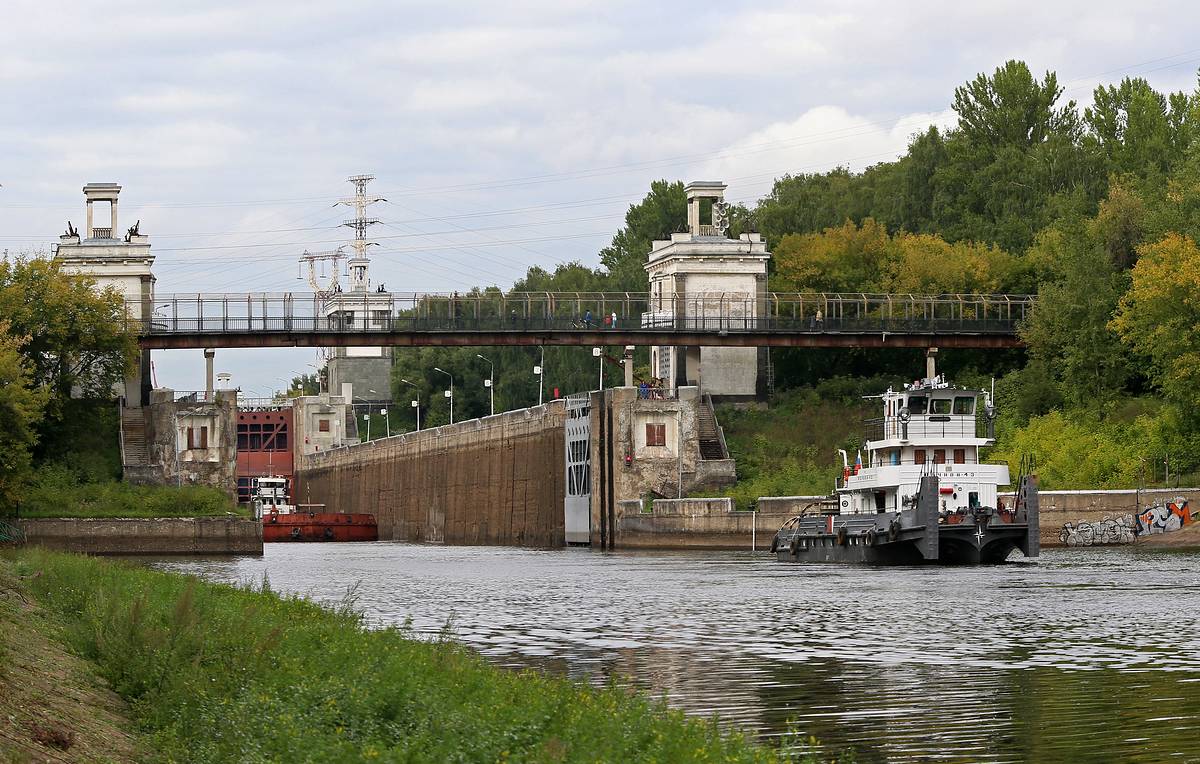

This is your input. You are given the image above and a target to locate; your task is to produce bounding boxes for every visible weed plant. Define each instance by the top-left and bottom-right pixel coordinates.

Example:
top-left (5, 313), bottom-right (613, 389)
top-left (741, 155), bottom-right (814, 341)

top-left (16, 466), bottom-right (242, 518)
top-left (10, 550), bottom-right (824, 763)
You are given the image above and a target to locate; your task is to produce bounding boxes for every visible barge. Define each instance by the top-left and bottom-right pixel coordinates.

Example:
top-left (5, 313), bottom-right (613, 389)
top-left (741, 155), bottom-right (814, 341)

top-left (771, 370), bottom-right (1038, 565)
top-left (253, 476), bottom-right (378, 543)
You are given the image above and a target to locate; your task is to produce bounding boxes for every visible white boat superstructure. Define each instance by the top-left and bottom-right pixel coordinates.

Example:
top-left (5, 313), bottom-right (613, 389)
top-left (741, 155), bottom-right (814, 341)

top-left (252, 476), bottom-right (295, 518)
top-left (837, 375), bottom-right (1008, 517)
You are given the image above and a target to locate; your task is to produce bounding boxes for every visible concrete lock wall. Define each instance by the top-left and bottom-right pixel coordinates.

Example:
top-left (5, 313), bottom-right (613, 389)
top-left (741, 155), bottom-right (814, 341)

top-left (18, 517), bottom-right (262, 555)
top-left (1001, 487), bottom-right (1200, 547)
top-left (616, 497), bottom-right (780, 549)
top-left (298, 401), bottom-right (567, 547)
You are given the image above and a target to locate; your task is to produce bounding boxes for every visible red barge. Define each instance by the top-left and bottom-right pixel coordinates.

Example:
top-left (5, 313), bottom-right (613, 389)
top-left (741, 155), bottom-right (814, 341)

top-left (253, 477), bottom-right (378, 543)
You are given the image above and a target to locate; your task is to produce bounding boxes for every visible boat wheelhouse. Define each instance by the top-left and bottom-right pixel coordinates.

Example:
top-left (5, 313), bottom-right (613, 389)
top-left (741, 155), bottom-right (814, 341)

top-left (772, 369), bottom-right (1039, 565)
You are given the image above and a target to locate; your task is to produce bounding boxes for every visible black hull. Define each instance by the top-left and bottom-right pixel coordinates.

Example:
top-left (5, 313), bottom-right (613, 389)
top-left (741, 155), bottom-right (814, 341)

top-left (770, 474), bottom-right (1040, 567)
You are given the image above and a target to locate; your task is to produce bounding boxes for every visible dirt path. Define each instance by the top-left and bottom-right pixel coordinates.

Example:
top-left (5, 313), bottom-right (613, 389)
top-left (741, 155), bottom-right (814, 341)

top-left (0, 558), bottom-right (142, 764)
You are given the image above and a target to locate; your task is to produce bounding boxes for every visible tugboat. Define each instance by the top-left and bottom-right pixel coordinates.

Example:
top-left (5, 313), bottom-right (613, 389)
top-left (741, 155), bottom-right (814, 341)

top-left (771, 365), bottom-right (1039, 565)
top-left (254, 477), bottom-right (379, 542)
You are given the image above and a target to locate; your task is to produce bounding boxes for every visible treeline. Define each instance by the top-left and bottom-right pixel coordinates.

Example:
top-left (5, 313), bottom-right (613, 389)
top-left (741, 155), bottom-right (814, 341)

top-left (0, 258), bottom-right (136, 511)
top-left (391, 60), bottom-right (1200, 487)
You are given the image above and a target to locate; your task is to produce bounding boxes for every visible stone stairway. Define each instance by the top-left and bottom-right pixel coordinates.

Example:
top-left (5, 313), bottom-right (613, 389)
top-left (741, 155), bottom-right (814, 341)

top-left (120, 406), bottom-right (150, 467)
top-left (696, 398), bottom-right (727, 460)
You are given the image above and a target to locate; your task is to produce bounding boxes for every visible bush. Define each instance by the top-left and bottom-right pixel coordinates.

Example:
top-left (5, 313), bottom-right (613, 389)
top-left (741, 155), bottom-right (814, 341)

top-left (18, 467), bottom-right (239, 518)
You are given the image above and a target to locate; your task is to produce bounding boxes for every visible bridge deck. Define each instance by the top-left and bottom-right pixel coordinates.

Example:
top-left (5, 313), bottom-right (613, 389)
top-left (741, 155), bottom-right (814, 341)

top-left (130, 292), bottom-right (1031, 349)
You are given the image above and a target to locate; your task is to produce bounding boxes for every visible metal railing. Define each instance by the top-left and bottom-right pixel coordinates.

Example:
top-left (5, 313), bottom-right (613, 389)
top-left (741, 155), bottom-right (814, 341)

top-left (128, 291), bottom-right (1033, 337)
top-left (864, 415), bottom-right (984, 441)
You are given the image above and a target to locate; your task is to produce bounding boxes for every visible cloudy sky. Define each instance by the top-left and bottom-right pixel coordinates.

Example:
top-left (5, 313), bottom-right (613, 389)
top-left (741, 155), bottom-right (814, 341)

top-left (2, 0), bottom-right (1198, 394)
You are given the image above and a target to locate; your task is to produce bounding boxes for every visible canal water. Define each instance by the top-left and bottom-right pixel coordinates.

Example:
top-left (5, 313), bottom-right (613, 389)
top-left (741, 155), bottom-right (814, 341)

top-left (152, 545), bottom-right (1200, 762)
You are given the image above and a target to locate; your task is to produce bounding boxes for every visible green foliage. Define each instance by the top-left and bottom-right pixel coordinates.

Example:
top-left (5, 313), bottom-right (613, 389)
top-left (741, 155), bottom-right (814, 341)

top-left (702, 381), bottom-right (893, 509)
top-left (0, 325), bottom-right (48, 513)
top-left (989, 406), bottom-right (1195, 489)
top-left (1110, 233), bottom-right (1200, 414)
top-left (0, 256), bottom-right (137, 410)
top-left (11, 550), bottom-right (801, 763)
top-left (17, 466), bottom-right (239, 518)
top-left (598, 179), bottom-right (686, 292)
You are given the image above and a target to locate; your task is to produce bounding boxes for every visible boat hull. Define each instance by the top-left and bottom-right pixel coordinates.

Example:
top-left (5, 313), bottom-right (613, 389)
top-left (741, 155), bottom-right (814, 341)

top-left (263, 512), bottom-right (379, 542)
top-left (771, 474), bottom-right (1039, 566)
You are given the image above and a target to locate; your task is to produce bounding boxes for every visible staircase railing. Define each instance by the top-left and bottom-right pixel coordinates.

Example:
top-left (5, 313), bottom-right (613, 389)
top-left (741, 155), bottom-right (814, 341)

top-left (0, 519), bottom-right (26, 545)
top-left (117, 396), bottom-right (127, 468)
top-left (701, 393), bottom-right (731, 460)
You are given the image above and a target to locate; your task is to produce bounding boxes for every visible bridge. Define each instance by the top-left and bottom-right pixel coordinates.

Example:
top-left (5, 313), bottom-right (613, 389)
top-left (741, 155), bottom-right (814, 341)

top-left (131, 291), bottom-right (1032, 350)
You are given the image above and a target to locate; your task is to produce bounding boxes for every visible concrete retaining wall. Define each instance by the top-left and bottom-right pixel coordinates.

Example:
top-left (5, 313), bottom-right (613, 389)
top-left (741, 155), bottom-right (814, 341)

top-left (616, 497), bottom-right (779, 549)
top-left (298, 402), bottom-right (567, 547)
top-left (1001, 487), bottom-right (1200, 547)
top-left (17, 517), bottom-right (262, 555)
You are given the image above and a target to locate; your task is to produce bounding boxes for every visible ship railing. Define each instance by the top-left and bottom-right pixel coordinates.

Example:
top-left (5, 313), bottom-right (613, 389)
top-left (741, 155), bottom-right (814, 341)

top-left (864, 415), bottom-right (986, 441)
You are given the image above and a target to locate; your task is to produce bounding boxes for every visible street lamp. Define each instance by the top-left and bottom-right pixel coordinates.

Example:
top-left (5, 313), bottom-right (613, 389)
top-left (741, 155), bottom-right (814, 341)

top-left (593, 347), bottom-right (603, 391)
top-left (434, 367), bottom-right (454, 424)
top-left (353, 394), bottom-right (376, 441)
top-left (381, 407), bottom-right (390, 437)
top-left (400, 378), bottom-right (421, 431)
top-left (534, 345), bottom-right (545, 406)
top-left (477, 354), bottom-right (494, 416)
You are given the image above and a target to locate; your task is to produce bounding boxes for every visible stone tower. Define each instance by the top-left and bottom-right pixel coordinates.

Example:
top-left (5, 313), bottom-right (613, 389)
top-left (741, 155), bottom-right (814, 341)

top-left (53, 183), bottom-right (155, 405)
top-left (643, 181), bottom-right (770, 400)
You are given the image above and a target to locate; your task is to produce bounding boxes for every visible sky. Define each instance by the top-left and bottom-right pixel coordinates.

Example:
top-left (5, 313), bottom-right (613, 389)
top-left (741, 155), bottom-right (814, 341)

top-left (2, 0), bottom-right (1199, 395)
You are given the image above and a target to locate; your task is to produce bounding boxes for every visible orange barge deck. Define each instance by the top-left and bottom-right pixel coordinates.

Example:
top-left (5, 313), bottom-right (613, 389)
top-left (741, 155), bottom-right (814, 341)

top-left (263, 512), bottom-right (379, 542)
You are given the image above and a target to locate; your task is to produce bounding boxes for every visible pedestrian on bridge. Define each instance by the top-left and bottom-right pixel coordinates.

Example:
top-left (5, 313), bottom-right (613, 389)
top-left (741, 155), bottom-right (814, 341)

top-left (584, 309), bottom-right (592, 328)
top-left (611, 311), bottom-right (617, 329)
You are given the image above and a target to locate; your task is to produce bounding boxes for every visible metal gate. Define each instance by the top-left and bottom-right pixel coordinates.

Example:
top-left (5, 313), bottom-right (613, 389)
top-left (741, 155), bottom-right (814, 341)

top-left (564, 395), bottom-right (592, 545)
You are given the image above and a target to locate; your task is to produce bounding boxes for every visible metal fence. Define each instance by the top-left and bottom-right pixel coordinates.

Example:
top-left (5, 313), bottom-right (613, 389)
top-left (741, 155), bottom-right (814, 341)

top-left (863, 415), bottom-right (986, 441)
top-left (129, 291), bottom-right (1033, 336)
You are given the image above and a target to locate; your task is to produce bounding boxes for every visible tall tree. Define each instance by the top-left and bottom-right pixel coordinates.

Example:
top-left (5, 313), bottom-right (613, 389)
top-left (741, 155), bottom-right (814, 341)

top-left (0, 256), bottom-right (137, 412)
top-left (0, 324), bottom-right (48, 513)
top-left (1110, 233), bottom-right (1200, 414)
top-left (598, 180), bottom-right (686, 291)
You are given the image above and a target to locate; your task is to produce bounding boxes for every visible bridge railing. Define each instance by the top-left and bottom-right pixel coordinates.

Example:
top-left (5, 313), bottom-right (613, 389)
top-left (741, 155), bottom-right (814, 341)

top-left (127, 292), bottom-right (1034, 335)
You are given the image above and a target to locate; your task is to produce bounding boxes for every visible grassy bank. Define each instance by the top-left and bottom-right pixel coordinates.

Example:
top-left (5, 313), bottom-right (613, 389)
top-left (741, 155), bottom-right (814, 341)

top-left (4, 549), bottom-right (811, 763)
top-left (15, 466), bottom-right (245, 518)
top-left (0, 554), bottom-right (143, 762)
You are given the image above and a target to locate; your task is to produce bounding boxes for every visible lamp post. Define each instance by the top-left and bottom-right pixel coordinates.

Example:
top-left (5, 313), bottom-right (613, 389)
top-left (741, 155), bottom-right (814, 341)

top-left (593, 347), bottom-right (603, 391)
top-left (476, 354), bottom-right (494, 416)
top-left (382, 407), bottom-right (390, 437)
top-left (353, 395), bottom-right (373, 441)
top-left (535, 345), bottom-right (544, 406)
top-left (400, 378), bottom-right (421, 431)
top-left (434, 367), bottom-right (454, 424)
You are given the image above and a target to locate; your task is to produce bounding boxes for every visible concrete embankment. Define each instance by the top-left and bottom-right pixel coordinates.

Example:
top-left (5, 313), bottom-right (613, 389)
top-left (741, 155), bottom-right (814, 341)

top-left (615, 496), bottom-right (819, 550)
top-left (1000, 487), bottom-right (1200, 547)
top-left (17, 517), bottom-right (262, 555)
top-left (298, 402), bottom-right (567, 547)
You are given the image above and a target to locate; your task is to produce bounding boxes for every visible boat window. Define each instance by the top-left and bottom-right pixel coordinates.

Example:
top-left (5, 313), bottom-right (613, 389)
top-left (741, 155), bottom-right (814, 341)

top-left (907, 396), bottom-right (927, 414)
top-left (953, 396), bottom-right (975, 415)
top-left (930, 398), bottom-right (952, 415)
top-left (954, 448), bottom-right (966, 464)
top-left (914, 450), bottom-right (926, 465)
top-left (933, 449), bottom-right (946, 464)
top-left (889, 450), bottom-right (900, 466)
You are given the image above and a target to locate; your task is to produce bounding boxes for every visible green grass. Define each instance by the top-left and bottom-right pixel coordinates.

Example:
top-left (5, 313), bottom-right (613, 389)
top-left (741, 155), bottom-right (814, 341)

top-left (16, 466), bottom-right (244, 519)
top-left (5, 549), bottom-right (824, 763)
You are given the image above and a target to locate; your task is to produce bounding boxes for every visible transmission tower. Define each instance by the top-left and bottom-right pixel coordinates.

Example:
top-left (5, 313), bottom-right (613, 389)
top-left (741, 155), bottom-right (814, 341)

top-left (335, 174), bottom-right (386, 292)
top-left (298, 247), bottom-right (347, 299)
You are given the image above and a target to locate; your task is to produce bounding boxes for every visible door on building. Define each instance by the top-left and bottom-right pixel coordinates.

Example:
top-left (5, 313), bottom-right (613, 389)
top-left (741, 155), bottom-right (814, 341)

top-left (564, 396), bottom-right (592, 545)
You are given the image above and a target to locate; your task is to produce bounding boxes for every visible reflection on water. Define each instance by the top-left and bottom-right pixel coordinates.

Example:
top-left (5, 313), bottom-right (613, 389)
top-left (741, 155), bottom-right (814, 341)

top-left (150, 545), bottom-right (1200, 762)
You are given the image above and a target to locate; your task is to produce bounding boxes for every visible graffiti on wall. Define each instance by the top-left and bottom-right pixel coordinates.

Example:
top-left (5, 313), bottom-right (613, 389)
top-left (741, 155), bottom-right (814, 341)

top-left (1060, 499), bottom-right (1194, 546)
top-left (1060, 515), bottom-right (1137, 546)
top-left (1135, 500), bottom-right (1192, 535)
